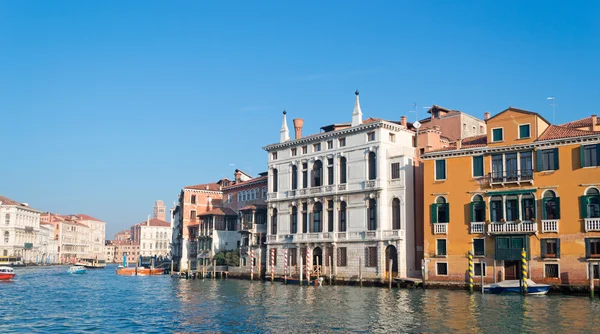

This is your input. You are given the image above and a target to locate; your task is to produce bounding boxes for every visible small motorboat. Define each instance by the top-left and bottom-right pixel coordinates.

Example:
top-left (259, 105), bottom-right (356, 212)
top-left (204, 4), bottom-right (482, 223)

top-left (116, 265), bottom-right (165, 276)
top-left (67, 266), bottom-right (87, 275)
top-left (483, 279), bottom-right (550, 295)
top-left (0, 266), bottom-right (16, 280)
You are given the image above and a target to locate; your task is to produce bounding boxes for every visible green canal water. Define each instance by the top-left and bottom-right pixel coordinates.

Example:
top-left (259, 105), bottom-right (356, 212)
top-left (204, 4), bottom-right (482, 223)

top-left (1, 265), bottom-right (600, 333)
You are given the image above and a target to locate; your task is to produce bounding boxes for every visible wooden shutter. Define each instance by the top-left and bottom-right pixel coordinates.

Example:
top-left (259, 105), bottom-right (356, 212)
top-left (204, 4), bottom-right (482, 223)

top-left (597, 144), bottom-right (600, 166)
top-left (556, 239), bottom-right (561, 258)
top-left (555, 197), bottom-right (561, 219)
top-left (536, 150), bottom-right (543, 172)
top-left (541, 198), bottom-right (548, 220)
top-left (580, 145), bottom-right (586, 168)
top-left (581, 196), bottom-right (589, 219)
top-left (541, 239), bottom-right (547, 258)
top-left (553, 148), bottom-right (559, 170)
top-left (445, 203), bottom-right (450, 223)
top-left (431, 204), bottom-right (438, 224)
top-left (585, 239), bottom-right (591, 258)
top-left (469, 202), bottom-right (475, 222)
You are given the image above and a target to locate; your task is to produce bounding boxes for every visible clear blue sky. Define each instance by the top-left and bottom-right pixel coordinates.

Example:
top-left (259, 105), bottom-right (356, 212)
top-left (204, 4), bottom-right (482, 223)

top-left (1, 1), bottom-right (598, 237)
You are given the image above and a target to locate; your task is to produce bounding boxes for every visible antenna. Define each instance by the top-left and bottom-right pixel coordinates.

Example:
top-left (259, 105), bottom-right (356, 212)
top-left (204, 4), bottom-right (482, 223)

top-left (547, 96), bottom-right (556, 124)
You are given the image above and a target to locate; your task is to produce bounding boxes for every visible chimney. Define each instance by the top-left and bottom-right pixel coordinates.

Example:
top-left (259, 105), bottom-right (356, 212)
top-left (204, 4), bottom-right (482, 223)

top-left (280, 110), bottom-right (290, 143)
top-left (592, 114), bottom-right (598, 131)
top-left (351, 90), bottom-right (363, 127)
top-left (234, 169), bottom-right (242, 183)
top-left (22, 203), bottom-right (28, 207)
top-left (455, 139), bottom-right (462, 150)
top-left (484, 112), bottom-right (491, 120)
top-left (401, 116), bottom-right (407, 128)
top-left (293, 118), bottom-right (304, 139)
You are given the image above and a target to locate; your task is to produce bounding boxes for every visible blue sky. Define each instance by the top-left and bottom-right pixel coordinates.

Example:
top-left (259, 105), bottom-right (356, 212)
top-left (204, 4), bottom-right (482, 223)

top-left (1, 1), bottom-right (598, 237)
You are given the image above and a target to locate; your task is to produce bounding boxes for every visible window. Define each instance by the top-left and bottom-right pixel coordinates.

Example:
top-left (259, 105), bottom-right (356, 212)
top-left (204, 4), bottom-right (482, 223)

top-left (302, 163), bottom-right (308, 188)
top-left (228, 194), bottom-right (232, 203)
top-left (271, 209), bottom-right (277, 235)
top-left (367, 152), bottom-right (376, 180)
top-left (581, 188), bottom-right (600, 218)
top-left (339, 157), bottom-right (347, 184)
top-left (581, 144), bottom-right (600, 167)
top-left (4, 214), bottom-right (9, 225)
top-left (327, 158), bottom-right (334, 185)
top-left (522, 194), bottom-right (536, 221)
top-left (366, 247), bottom-right (377, 267)
top-left (391, 163), bottom-right (400, 179)
top-left (586, 238), bottom-right (600, 258)
top-left (190, 210), bottom-right (196, 220)
top-left (542, 190), bottom-right (560, 219)
top-left (327, 140), bottom-right (333, 149)
top-left (473, 239), bottom-right (485, 256)
top-left (436, 262), bottom-right (448, 275)
top-left (474, 263), bottom-right (487, 276)
top-left (492, 128), bottom-right (504, 142)
top-left (301, 146), bottom-right (308, 154)
top-left (312, 202), bottom-right (322, 233)
top-left (337, 247), bottom-right (347, 267)
top-left (313, 143), bottom-right (321, 152)
top-left (339, 138), bottom-right (346, 147)
top-left (519, 124), bottom-right (531, 139)
top-left (435, 159), bottom-right (446, 180)
top-left (272, 169), bottom-right (278, 192)
top-left (389, 133), bottom-right (395, 142)
top-left (289, 248), bottom-right (297, 266)
top-left (436, 239), bottom-right (447, 256)
top-left (291, 206), bottom-right (298, 234)
top-left (472, 126), bottom-right (476, 134)
top-left (463, 123), bottom-right (467, 131)
top-left (191, 195), bottom-right (196, 204)
top-left (472, 156), bottom-right (484, 177)
top-left (302, 203), bottom-right (308, 233)
top-left (480, 125), bottom-right (484, 134)
top-left (291, 165), bottom-right (298, 190)
top-left (543, 263), bottom-right (559, 278)
top-left (272, 152), bottom-right (278, 160)
top-left (392, 198), bottom-right (401, 230)
top-left (339, 201), bottom-right (347, 232)
top-left (327, 200), bottom-right (334, 232)
top-left (4, 231), bottom-right (9, 243)
top-left (490, 196), bottom-right (503, 222)
top-left (431, 196), bottom-right (449, 223)
top-left (291, 148), bottom-right (297, 156)
top-left (262, 187), bottom-right (267, 199)
top-left (368, 199), bottom-right (377, 230)
top-left (312, 160), bottom-right (323, 187)
top-left (505, 195), bottom-right (519, 221)
top-left (537, 148), bottom-right (559, 171)
top-left (471, 195), bottom-right (486, 222)
top-left (541, 238), bottom-right (560, 258)
top-left (367, 132), bottom-right (375, 142)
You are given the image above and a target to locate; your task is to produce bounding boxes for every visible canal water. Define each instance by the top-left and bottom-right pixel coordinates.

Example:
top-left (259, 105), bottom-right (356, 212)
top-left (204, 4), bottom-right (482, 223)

top-left (2, 265), bottom-right (600, 333)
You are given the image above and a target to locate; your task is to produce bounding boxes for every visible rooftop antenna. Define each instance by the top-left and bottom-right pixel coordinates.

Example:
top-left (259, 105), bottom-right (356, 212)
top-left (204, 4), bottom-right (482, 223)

top-left (547, 96), bottom-right (556, 124)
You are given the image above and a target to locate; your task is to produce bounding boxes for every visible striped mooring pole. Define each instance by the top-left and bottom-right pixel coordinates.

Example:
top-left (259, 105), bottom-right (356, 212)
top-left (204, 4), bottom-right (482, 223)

top-left (271, 248), bottom-right (275, 282)
top-left (284, 249), bottom-right (288, 283)
top-left (306, 248), bottom-right (311, 281)
top-left (250, 248), bottom-right (255, 281)
top-left (522, 248), bottom-right (528, 295)
top-left (468, 251), bottom-right (474, 294)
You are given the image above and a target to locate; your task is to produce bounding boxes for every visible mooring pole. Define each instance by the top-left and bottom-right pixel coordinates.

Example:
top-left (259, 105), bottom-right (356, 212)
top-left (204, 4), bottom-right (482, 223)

top-left (359, 257), bottom-right (363, 287)
top-left (468, 251), bottom-right (473, 294)
top-left (589, 262), bottom-right (595, 299)
top-left (480, 258), bottom-right (484, 294)
top-left (389, 259), bottom-right (393, 289)
top-left (522, 248), bottom-right (528, 295)
top-left (329, 256), bottom-right (332, 286)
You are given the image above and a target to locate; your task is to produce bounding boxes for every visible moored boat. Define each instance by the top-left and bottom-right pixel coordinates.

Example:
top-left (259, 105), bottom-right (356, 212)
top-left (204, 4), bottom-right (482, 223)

top-left (75, 259), bottom-right (106, 269)
top-left (483, 279), bottom-right (550, 295)
top-left (0, 266), bottom-right (16, 280)
top-left (116, 266), bottom-right (165, 276)
top-left (67, 266), bottom-right (87, 275)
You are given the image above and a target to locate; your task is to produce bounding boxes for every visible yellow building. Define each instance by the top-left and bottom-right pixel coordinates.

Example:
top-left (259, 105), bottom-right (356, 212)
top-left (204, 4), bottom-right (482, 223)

top-left (421, 107), bottom-right (600, 287)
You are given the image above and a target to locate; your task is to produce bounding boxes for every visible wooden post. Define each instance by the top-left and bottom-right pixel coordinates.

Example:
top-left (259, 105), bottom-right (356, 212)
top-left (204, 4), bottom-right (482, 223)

top-left (213, 259), bottom-right (216, 279)
top-left (359, 257), bottom-right (362, 287)
top-left (421, 259), bottom-right (427, 289)
top-left (589, 262), bottom-right (595, 299)
top-left (480, 258), bottom-right (484, 294)
top-left (521, 248), bottom-right (528, 295)
top-left (300, 258), bottom-right (303, 284)
top-left (493, 260), bottom-right (497, 283)
top-left (250, 249), bottom-right (254, 281)
top-left (187, 260), bottom-right (191, 279)
top-left (329, 256), bottom-right (332, 286)
top-left (388, 259), bottom-right (393, 289)
top-left (170, 260), bottom-right (174, 276)
top-left (258, 250), bottom-right (262, 280)
top-left (468, 251), bottom-right (473, 294)
top-left (135, 262), bottom-right (138, 276)
top-left (271, 248), bottom-right (275, 283)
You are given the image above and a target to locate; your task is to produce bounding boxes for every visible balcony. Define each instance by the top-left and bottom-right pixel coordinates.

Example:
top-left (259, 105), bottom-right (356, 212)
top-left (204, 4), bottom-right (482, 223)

top-left (470, 222), bottom-right (485, 234)
top-left (433, 223), bottom-right (448, 235)
top-left (288, 190), bottom-right (296, 197)
top-left (337, 232), bottom-right (346, 239)
top-left (541, 219), bottom-right (559, 233)
top-left (267, 235), bottom-right (277, 242)
top-left (338, 184), bottom-right (346, 191)
top-left (240, 246), bottom-right (249, 255)
top-left (488, 221), bottom-right (537, 234)
top-left (309, 186), bottom-right (322, 194)
top-left (364, 179), bottom-right (379, 189)
top-left (382, 230), bottom-right (404, 239)
top-left (585, 218), bottom-right (600, 232)
top-left (267, 192), bottom-right (278, 200)
top-left (488, 169), bottom-right (534, 185)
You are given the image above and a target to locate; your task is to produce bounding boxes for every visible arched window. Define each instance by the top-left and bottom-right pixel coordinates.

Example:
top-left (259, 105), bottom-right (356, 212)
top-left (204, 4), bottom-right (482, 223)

top-left (339, 157), bottom-right (347, 184)
top-left (191, 195), bottom-right (196, 204)
top-left (583, 188), bottom-right (600, 218)
top-left (272, 169), bottom-right (278, 192)
top-left (368, 199), bottom-right (377, 230)
top-left (255, 188), bottom-right (259, 199)
top-left (522, 193), bottom-right (536, 221)
top-left (3, 231), bottom-right (8, 243)
top-left (313, 202), bottom-right (322, 232)
top-left (432, 196), bottom-right (449, 223)
top-left (291, 206), bottom-right (298, 234)
top-left (542, 191), bottom-right (559, 219)
top-left (312, 160), bottom-right (323, 187)
top-left (392, 198), bottom-right (401, 230)
top-left (5, 214), bottom-right (9, 225)
top-left (291, 165), bottom-right (298, 190)
top-left (470, 195), bottom-right (486, 222)
top-left (339, 201), bottom-right (347, 232)
top-left (271, 209), bottom-right (278, 235)
top-left (490, 195), bottom-right (503, 222)
top-left (368, 152), bottom-right (377, 180)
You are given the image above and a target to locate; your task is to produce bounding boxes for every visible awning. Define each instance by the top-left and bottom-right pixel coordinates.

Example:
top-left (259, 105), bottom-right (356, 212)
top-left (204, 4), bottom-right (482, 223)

top-left (485, 189), bottom-right (536, 196)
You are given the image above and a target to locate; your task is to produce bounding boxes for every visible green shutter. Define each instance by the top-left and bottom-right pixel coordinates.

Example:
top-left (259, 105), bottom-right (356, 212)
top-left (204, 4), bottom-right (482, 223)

top-left (586, 239), bottom-right (591, 258)
top-left (556, 239), bottom-right (561, 258)
top-left (541, 240), bottom-right (547, 257)
top-left (596, 144), bottom-right (600, 166)
top-left (536, 150), bottom-right (542, 172)
top-left (533, 199), bottom-right (537, 220)
top-left (470, 202), bottom-right (475, 222)
top-left (541, 198), bottom-right (547, 220)
top-left (473, 156), bottom-right (483, 177)
top-left (581, 196), bottom-right (589, 219)
top-left (431, 204), bottom-right (438, 223)
top-left (553, 148), bottom-right (559, 170)
top-left (555, 197), bottom-right (561, 219)
top-left (580, 145), bottom-right (586, 168)
top-left (445, 203), bottom-right (450, 223)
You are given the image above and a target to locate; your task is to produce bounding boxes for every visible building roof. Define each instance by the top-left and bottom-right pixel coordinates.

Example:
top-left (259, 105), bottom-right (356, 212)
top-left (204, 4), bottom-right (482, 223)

top-left (140, 218), bottom-right (170, 227)
top-left (75, 214), bottom-right (103, 222)
top-left (198, 207), bottom-right (237, 217)
top-left (223, 175), bottom-right (268, 190)
top-left (560, 116), bottom-right (600, 128)
top-left (239, 204), bottom-right (268, 211)
top-left (461, 134), bottom-right (487, 148)
top-left (538, 125), bottom-right (600, 141)
top-left (486, 107), bottom-right (551, 126)
top-left (184, 183), bottom-right (222, 191)
top-left (0, 196), bottom-right (36, 209)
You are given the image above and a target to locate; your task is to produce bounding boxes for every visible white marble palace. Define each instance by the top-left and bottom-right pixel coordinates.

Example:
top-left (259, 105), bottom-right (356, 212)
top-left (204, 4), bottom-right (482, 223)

top-left (263, 92), bottom-right (418, 280)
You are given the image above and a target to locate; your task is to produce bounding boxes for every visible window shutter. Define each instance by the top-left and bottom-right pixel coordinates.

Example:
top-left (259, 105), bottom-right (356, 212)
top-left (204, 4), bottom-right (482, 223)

top-left (536, 150), bottom-right (542, 172)
top-left (445, 203), bottom-right (450, 223)
top-left (597, 144), bottom-right (600, 166)
top-left (431, 204), bottom-right (438, 224)
top-left (553, 148), bottom-right (559, 170)
top-left (533, 199), bottom-right (538, 220)
top-left (580, 145), bottom-right (586, 168)
top-left (581, 196), bottom-right (589, 219)
top-left (555, 197), bottom-right (561, 219)
top-left (470, 202), bottom-right (475, 222)
top-left (541, 198), bottom-right (547, 220)
top-left (556, 239), bottom-right (561, 258)
top-left (541, 240), bottom-right (547, 257)
top-left (585, 239), bottom-right (591, 258)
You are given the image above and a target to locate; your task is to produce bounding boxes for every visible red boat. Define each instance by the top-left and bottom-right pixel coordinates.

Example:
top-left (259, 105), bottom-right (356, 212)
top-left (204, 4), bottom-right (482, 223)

top-left (0, 267), bottom-right (16, 280)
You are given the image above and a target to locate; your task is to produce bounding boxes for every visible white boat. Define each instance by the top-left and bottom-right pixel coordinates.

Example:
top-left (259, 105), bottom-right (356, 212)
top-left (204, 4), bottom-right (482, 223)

top-left (483, 279), bottom-right (550, 295)
top-left (0, 266), bottom-right (16, 280)
top-left (67, 266), bottom-right (87, 275)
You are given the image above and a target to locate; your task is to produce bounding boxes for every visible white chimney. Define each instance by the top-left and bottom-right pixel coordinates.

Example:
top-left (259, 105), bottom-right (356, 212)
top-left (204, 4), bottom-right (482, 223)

top-left (280, 110), bottom-right (290, 142)
top-left (351, 90), bottom-right (363, 127)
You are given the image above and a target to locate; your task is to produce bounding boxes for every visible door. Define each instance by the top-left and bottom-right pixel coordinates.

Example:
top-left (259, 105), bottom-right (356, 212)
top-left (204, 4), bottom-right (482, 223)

top-left (385, 245), bottom-right (398, 279)
top-left (504, 260), bottom-right (521, 280)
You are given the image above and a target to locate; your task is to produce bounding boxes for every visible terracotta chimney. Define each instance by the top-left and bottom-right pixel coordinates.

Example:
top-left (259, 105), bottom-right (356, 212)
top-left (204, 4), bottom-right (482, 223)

top-left (234, 169), bottom-right (242, 183)
top-left (401, 116), bottom-right (407, 128)
top-left (592, 115), bottom-right (598, 131)
top-left (293, 118), bottom-right (304, 139)
top-left (455, 139), bottom-right (462, 150)
top-left (484, 112), bottom-right (491, 120)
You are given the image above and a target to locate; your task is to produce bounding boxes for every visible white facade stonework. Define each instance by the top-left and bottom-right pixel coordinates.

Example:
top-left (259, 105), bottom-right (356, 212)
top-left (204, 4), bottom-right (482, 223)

top-left (0, 197), bottom-right (42, 263)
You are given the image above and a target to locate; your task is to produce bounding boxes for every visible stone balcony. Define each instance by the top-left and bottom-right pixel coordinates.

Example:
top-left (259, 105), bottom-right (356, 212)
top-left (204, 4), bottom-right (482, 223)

top-left (488, 221), bottom-right (537, 234)
top-left (267, 230), bottom-right (404, 243)
top-left (433, 223), bottom-right (448, 235)
top-left (470, 222), bottom-right (485, 234)
top-left (541, 219), bottom-right (559, 233)
top-left (585, 218), bottom-right (600, 232)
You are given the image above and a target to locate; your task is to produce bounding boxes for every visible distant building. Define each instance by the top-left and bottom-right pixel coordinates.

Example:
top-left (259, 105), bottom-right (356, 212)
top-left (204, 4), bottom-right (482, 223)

top-left (113, 240), bottom-right (140, 264)
top-left (41, 213), bottom-right (91, 263)
top-left (154, 200), bottom-right (166, 221)
top-left (131, 217), bottom-right (172, 258)
top-left (39, 223), bottom-right (59, 264)
top-left (0, 196), bottom-right (42, 263)
top-left (76, 214), bottom-right (107, 261)
top-left (105, 241), bottom-right (115, 263)
top-left (114, 229), bottom-right (131, 241)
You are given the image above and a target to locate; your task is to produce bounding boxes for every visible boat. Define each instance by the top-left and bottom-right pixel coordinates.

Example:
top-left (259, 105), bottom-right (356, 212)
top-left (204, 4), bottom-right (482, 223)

top-left (0, 267), bottom-right (16, 280)
top-left (116, 265), bottom-right (165, 276)
top-left (483, 279), bottom-right (550, 295)
top-left (67, 266), bottom-right (87, 275)
top-left (282, 276), bottom-right (323, 286)
top-left (75, 259), bottom-right (106, 269)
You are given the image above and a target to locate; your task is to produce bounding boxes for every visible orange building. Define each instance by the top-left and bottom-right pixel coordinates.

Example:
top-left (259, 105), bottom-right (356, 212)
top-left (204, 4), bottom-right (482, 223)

top-left (422, 107), bottom-right (600, 287)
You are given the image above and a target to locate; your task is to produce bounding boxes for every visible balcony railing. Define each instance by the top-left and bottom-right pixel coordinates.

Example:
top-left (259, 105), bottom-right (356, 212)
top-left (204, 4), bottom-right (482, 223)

top-left (338, 184), bottom-right (346, 191)
top-left (470, 222), bottom-right (485, 234)
top-left (337, 232), bottom-right (346, 239)
top-left (489, 169), bottom-right (534, 184)
top-left (267, 192), bottom-right (278, 200)
top-left (310, 186), bottom-right (322, 194)
top-left (541, 219), bottom-right (559, 233)
top-left (288, 190), bottom-right (296, 197)
top-left (267, 235), bottom-right (277, 242)
top-left (433, 223), bottom-right (448, 235)
top-left (488, 221), bottom-right (537, 234)
top-left (382, 230), bottom-right (404, 239)
top-left (585, 218), bottom-right (600, 232)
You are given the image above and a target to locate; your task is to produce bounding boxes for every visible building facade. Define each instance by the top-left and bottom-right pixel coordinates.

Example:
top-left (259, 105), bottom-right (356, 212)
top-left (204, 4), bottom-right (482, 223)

top-left (0, 196), bottom-right (42, 263)
top-left (264, 93), bottom-right (418, 280)
top-left (76, 214), bottom-right (106, 260)
top-left (105, 241), bottom-right (115, 263)
top-left (422, 108), bottom-right (600, 286)
top-left (154, 200), bottom-right (166, 221)
top-left (39, 223), bottom-right (59, 264)
top-left (113, 240), bottom-right (140, 264)
top-left (132, 218), bottom-right (172, 258)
